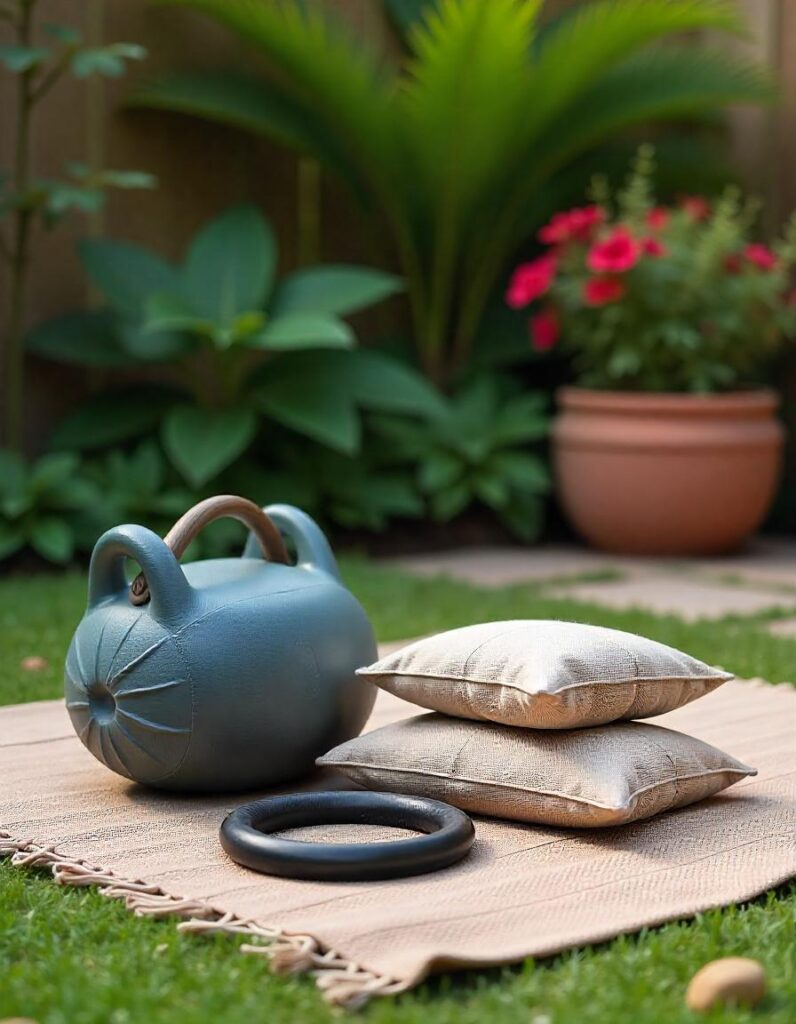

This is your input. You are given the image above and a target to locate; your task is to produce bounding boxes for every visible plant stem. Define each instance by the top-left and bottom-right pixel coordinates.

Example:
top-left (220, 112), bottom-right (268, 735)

top-left (4, 0), bottom-right (36, 451)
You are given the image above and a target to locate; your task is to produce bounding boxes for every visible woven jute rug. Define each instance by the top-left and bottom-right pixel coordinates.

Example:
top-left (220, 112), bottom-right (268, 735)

top-left (2, 660), bottom-right (795, 1008)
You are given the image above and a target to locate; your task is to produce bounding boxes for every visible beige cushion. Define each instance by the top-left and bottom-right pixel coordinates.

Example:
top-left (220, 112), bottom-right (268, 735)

top-left (318, 714), bottom-right (755, 828)
top-left (358, 621), bottom-right (731, 729)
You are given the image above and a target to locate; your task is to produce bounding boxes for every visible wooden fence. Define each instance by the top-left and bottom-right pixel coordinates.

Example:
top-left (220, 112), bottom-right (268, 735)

top-left (1, 0), bottom-right (796, 452)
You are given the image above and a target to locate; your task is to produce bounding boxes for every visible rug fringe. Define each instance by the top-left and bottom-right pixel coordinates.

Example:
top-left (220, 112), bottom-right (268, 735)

top-left (0, 830), bottom-right (406, 1009)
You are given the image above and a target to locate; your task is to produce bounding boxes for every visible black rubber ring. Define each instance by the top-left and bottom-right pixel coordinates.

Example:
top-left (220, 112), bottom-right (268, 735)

top-left (220, 791), bottom-right (475, 881)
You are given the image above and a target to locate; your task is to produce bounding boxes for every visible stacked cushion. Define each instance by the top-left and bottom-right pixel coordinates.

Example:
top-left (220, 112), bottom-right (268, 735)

top-left (320, 621), bottom-right (753, 828)
top-left (355, 620), bottom-right (732, 729)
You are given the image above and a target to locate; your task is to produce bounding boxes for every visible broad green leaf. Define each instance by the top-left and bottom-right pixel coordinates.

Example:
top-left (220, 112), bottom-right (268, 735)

top-left (29, 517), bottom-right (74, 564)
top-left (231, 310), bottom-right (266, 340)
top-left (143, 292), bottom-right (214, 337)
top-left (474, 471), bottom-right (510, 510)
top-left (118, 321), bottom-right (197, 361)
top-left (430, 481), bottom-right (470, 522)
top-left (0, 46), bottom-right (49, 72)
top-left (26, 309), bottom-right (135, 368)
top-left (0, 522), bottom-right (25, 560)
top-left (181, 205), bottom-right (276, 324)
top-left (498, 490), bottom-right (545, 543)
top-left (79, 239), bottom-right (180, 319)
top-left (71, 43), bottom-right (146, 78)
top-left (492, 394), bottom-right (549, 445)
top-left (30, 453), bottom-right (81, 493)
top-left (346, 350), bottom-right (446, 417)
top-left (492, 451), bottom-right (551, 493)
top-left (51, 388), bottom-right (181, 450)
top-left (39, 181), bottom-right (104, 216)
top-left (254, 374), bottom-right (360, 454)
top-left (56, 476), bottom-right (100, 510)
top-left (248, 313), bottom-right (354, 351)
top-left (417, 450), bottom-right (462, 493)
top-left (161, 405), bottom-right (257, 487)
top-left (251, 348), bottom-right (443, 451)
top-left (272, 266), bottom-right (403, 317)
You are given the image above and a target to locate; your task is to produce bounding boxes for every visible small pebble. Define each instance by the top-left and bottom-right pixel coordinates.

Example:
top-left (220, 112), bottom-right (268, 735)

top-left (686, 957), bottom-right (766, 1012)
top-left (20, 656), bottom-right (49, 672)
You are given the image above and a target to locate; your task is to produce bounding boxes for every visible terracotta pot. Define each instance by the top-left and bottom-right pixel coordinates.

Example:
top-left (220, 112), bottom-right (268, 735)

top-left (552, 387), bottom-right (784, 555)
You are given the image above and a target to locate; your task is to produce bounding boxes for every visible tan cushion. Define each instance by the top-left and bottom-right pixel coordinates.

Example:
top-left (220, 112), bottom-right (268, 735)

top-left (358, 621), bottom-right (731, 729)
top-left (318, 714), bottom-right (755, 828)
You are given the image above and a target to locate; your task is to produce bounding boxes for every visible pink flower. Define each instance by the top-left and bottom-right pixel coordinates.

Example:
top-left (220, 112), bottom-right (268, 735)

top-left (587, 228), bottom-right (640, 274)
top-left (505, 254), bottom-right (556, 309)
top-left (744, 243), bottom-right (777, 271)
top-left (529, 308), bottom-right (559, 351)
top-left (538, 205), bottom-right (605, 245)
top-left (583, 276), bottom-right (625, 306)
top-left (646, 207), bottom-right (670, 231)
top-left (680, 195), bottom-right (710, 221)
top-left (641, 237), bottom-right (666, 257)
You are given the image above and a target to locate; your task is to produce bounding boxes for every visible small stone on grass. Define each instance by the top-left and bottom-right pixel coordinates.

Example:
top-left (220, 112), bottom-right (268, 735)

top-left (686, 957), bottom-right (766, 1012)
top-left (20, 656), bottom-right (49, 672)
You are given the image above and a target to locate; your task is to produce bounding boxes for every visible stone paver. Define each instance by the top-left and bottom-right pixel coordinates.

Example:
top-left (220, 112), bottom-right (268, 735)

top-left (390, 538), bottom-right (796, 622)
top-left (689, 537), bottom-right (796, 590)
top-left (766, 617), bottom-right (796, 638)
top-left (390, 546), bottom-right (656, 586)
top-left (549, 575), bottom-right (796, 622)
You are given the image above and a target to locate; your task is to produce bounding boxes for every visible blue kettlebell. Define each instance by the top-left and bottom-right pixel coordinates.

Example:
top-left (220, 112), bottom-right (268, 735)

top-left (65, 496), bottom-right (377, 792)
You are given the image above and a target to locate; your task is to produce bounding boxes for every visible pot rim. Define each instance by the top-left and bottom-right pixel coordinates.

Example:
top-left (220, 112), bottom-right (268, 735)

top-left (556, 386), bottom-right (779, 416)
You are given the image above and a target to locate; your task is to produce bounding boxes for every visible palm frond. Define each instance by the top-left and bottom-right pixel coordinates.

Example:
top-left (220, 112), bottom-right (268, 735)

top-left (509, 45), bottom-right (773, 244)
top-left (397, 0), bottom-right (542, 352)
top-left (131, 70), bottom-right (359, 183)
top-left (155, 0), bottom-right (397, 205)
top-left (551, 45), bottom-right (772, 150)
top-left (529, 0), bottom-right (744, 131)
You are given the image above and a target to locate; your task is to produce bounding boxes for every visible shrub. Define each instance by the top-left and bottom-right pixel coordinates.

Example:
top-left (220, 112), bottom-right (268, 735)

top-left (28, 205), bottom-right (443, 488)
top-left (506, 148), bottom-right (796, 393)
top-left (133, 0), bottom-right (771, 389)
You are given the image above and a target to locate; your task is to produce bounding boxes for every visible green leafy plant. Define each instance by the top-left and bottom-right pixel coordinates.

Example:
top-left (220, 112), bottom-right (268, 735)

top-left (0, 450), bottom-right (98, 563)
top-left (81, 441), bottom-right (194, 537)
top-left (132, 0), bottom-right (771, 388)
top-left (277, 444), bottom-right (425, 533)
top-left (30, 204), bottom-right (443, 488)
top-left (370, 375), bottom-right (550, 540)
top-left (506, 147), bottom-right (796, 393)
top-left (0, 1), bottom-right (154, 449)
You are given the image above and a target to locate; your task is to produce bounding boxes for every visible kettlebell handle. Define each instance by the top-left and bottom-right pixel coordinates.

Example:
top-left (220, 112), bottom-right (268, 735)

top-left (130, 495), bottom-right (290, 606)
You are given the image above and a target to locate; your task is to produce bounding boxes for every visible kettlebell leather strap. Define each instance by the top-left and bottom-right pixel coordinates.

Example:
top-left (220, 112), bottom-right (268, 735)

top-left (130, 495), bottom-right (290, 606)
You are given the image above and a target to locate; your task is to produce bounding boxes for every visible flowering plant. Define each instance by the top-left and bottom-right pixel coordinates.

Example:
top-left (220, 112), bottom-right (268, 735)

top-left (506, 148), bottom-right (796, 393)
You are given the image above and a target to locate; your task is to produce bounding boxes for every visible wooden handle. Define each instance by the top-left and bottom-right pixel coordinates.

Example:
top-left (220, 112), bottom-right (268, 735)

top-left (130, 495), bottom-right (290, 606)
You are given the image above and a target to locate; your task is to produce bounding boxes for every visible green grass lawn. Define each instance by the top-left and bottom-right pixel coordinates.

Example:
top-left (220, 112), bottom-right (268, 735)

top-left (1, 559), bottom-right (794, 1023)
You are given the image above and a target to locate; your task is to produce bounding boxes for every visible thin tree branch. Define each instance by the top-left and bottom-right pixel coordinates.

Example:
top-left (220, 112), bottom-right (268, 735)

top-left (30, 46), bottom-right (76, 105)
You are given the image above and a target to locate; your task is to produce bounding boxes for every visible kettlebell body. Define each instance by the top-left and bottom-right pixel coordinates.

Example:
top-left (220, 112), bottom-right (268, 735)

top-left (65, 501), bottom-right (377, 792)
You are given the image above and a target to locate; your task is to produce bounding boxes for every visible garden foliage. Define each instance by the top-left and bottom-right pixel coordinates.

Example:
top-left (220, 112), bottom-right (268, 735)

top-left (507, 148), bottom-right (796, 392)
top-left (134, 0), bottom-right (771, 388)
top-left (28, 204), bottom-right (438, 489)
top-left (0, 0), bottom-right (153, 450)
